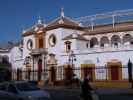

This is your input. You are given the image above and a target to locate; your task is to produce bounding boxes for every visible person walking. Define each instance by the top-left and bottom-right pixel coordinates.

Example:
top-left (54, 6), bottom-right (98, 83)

top-left (81, 76), bottom-right (93, 100)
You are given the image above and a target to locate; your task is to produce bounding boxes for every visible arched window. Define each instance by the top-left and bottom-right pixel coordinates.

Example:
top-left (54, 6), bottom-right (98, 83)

top-left (111, 35), bottom-right (121, 48)
top-left (27, 39), bottom-right (33, 50)
top-left (64, 41), bottom-right (71, 52)
top-left (90, 37), bottom-right (98, 48)
top-left (100, 36), bottom-right (109, 47)
top-left (48, 34), bottom-right (57, 47)
top-left (122, 34), bottom-right (133, 45)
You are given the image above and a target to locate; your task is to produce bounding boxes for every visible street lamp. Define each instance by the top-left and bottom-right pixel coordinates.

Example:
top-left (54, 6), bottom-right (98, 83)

top-left (67, 50), bottom-right (76, 86)
top-left (24, 56), bottom-right (31, 80)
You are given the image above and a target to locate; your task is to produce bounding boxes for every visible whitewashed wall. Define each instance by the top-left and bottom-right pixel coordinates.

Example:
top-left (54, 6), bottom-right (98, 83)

top-left (10, 46), bottom-right (24, 69)
top-left (45, 28), bottom-right (84, 65)
top-left (61, 49), bottom-right (133, 79)
top-left (23, 35), bottom-right (35, 59)
top-left (76, 40), bottom-right (88, 50)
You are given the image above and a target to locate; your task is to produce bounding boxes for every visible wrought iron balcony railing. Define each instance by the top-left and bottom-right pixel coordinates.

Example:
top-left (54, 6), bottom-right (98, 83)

top-left (30, 48), bottom-right (48, 55)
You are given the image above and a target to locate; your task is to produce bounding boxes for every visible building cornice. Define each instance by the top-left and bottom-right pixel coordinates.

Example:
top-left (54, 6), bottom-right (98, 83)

top-left (83, 21), bottom-right (133, 35)
top-left (44, 24), bottom-right (84, 31)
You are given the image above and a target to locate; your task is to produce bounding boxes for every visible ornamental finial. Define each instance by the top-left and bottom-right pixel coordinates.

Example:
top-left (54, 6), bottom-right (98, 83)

top-left (60, 7), bottom-right (64, 18)
top-left (37, 16), bottom-right (43, 24)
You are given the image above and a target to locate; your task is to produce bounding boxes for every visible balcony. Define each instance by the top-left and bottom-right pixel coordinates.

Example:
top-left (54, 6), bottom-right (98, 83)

top-left (30, 48), bottom-right (48, 56)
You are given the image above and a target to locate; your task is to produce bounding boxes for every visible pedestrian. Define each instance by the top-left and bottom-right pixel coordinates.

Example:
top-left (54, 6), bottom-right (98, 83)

top-left (81, 76), bottom-right (93, 100)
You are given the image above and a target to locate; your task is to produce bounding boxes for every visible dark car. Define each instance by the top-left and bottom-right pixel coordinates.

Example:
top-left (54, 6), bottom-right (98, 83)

top-left (0, 81), bottom-right (50, 100)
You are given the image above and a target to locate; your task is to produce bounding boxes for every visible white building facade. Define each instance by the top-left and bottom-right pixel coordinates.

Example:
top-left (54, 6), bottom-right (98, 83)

top-left (0, 42), bottom-right (24, 70)
top-left (21, 9), bottom-right (133, 81)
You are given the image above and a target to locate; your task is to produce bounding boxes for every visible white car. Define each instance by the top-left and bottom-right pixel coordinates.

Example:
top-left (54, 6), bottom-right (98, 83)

top-left (0, 81), bottom-right (50, 100)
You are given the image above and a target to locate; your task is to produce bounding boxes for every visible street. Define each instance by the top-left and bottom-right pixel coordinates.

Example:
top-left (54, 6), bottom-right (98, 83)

top-left (44, 88), bottom-right (133, 100)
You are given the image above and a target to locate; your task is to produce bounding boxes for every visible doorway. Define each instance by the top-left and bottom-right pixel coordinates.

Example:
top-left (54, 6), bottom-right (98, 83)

top-left (38, 59), bottom-right (42, 81)
top-left (107, 60), bottom-right (122, 81)
top-left (110, 66), bottom-right (119, 80)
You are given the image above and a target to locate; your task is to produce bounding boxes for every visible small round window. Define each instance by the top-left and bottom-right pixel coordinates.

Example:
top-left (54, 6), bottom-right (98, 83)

top-left (48, 34), bottom-right (57, 47)
top-left (27, 39), bottom-right (33, 50)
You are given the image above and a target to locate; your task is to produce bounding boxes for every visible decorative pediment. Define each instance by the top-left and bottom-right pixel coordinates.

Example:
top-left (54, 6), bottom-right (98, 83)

top-left (22, 17), bottom-right (45, 37)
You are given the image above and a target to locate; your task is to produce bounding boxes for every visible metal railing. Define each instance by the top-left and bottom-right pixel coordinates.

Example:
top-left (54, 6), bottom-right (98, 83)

top-left (11, 66), bottom-right (129, 82)
top-left (75, 9), bottom-right (133, 27)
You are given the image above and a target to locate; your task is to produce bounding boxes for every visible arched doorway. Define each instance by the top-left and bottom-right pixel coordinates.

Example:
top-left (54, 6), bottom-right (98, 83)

top-left (107, 59), bottom-right (122, 81)
top-left (38, 59), bottom-right (42, 81)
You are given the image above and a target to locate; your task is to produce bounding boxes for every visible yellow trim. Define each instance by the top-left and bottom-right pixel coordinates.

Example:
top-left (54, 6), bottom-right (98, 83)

top-left (64, 64), bottom-right (70, 68)
top-left (81, 64), bottom-right (95, 68)
top-left (63, 64), bottom-right (75, 68)
top-left (107, 62), bottom-right (122, 81)
top-left (49, 66), bottom-right (56, 83)
top-left (80, 64), bottom-right (95, 81)
top-left (91, 81), bottom-right (131, 88)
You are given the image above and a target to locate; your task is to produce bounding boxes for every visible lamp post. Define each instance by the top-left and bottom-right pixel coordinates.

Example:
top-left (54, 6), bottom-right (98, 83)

top-left (68, 50), bottom-right (76, 68)
top-left (24, 56), bottom-right (31, 80)
top-left (68, 50), bottom-right (76, 83)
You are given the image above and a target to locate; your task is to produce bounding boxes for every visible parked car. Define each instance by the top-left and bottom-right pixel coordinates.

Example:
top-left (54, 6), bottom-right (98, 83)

top-left (0, 81), bottom-right (50, 100)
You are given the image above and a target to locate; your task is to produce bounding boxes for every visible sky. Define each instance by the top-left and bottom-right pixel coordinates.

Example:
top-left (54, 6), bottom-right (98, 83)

top-left (0, 0), bottom-right (133, 43)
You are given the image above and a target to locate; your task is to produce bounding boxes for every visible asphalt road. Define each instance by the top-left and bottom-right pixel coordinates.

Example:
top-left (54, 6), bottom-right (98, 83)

top-left (45, 88), bottom-right (80, 100)
top-left (44, 88), bottom-right (133, 100)
top-left (100, 94), bottom-right (133, 100)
